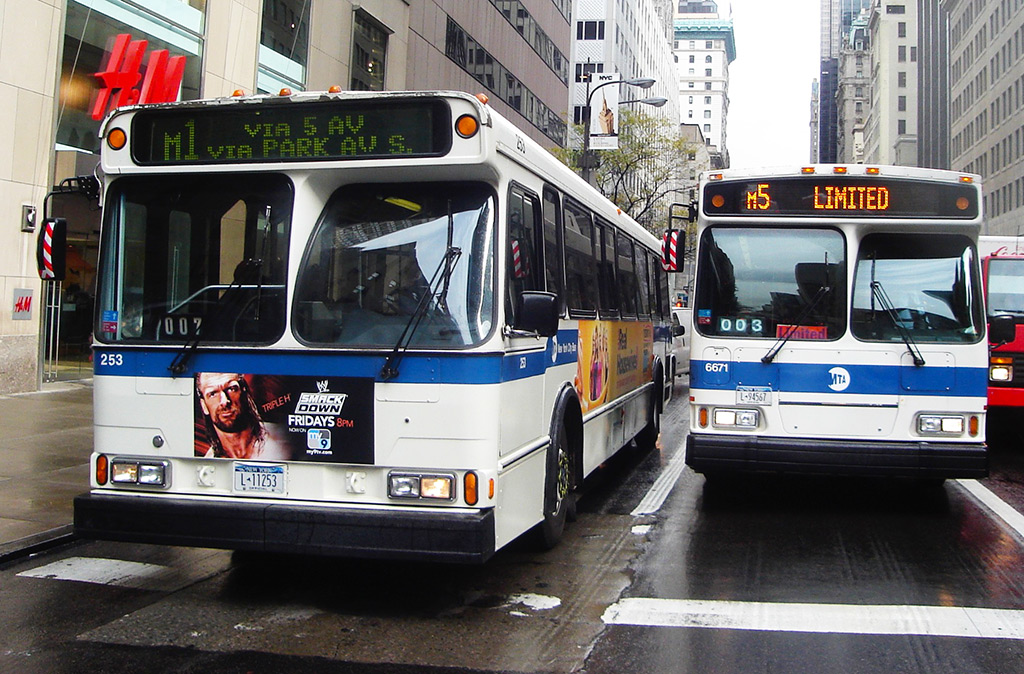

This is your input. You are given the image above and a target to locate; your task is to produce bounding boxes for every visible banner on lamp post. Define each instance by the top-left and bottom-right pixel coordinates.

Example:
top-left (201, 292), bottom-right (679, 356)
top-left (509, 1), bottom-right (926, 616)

top-left (589, 72), bottom-right (620, 150)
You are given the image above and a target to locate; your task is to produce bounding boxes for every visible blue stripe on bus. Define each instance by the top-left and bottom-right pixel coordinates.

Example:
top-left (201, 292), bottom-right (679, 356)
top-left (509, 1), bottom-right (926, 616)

top-left (94, 329), bottom-right (582, 385)
top-left (689, 359), bottom-right (987, 397)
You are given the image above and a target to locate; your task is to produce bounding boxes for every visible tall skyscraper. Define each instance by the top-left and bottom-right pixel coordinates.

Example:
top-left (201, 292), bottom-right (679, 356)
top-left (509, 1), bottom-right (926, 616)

top-left (818, 0), bottom-right (871, 162)
top-left (674, 1), bottom-right (736, 167)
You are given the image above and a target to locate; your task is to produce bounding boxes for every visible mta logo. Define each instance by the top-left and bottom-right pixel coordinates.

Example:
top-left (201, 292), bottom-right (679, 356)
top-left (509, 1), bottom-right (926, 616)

top-left (828, 367), bottom-right (851, 392)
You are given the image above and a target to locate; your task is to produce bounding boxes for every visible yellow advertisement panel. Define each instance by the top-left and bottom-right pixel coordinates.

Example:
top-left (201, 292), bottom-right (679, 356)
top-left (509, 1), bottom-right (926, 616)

top-left (575, 320), bottom-right (653, 413)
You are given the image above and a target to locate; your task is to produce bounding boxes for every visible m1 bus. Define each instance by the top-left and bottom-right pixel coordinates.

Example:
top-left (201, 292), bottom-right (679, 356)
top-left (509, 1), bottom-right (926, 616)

top-left (978, 236), bottom-right (1024, 411)
top-left (53, 90), bottom-right (674, 563)
top-left (672, 165), bottom-right (1013, 480)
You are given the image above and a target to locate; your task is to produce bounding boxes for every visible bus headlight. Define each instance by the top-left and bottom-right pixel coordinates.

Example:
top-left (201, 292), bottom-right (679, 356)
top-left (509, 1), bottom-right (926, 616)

top-left (918, 415), bottom-right (965, 435)
top-left (712, 408), bottom-right (759, 428)
top-left (110, 460), bottom-right (167, 486)
top-left (990, 356), bottom-right (1013, 382)
top-left (388, 472), bottom-right (455, 501)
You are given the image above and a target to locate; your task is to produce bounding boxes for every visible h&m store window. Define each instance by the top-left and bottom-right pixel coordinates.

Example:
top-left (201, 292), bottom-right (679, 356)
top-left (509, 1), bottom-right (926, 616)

top-left (58, 0), bottom-right (205, 154)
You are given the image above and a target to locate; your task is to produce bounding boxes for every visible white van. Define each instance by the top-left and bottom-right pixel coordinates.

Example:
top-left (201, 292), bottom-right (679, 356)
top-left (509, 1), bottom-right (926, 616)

top-left (671, 307), bottom-right (691, 378)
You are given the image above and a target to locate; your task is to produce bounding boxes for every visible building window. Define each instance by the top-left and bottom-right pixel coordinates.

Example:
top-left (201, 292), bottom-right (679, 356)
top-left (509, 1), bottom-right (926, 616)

top-left (688, 110), bottom-right (693, 118)
top-left (898, 45), bottom-right (906, 62)
top-left (898, 119), bottom-right (907, 134)
top-left (689, 54), bottom-right (695, 63)
top-left (705, 82), bottom-right (712, 90)
top-left (898, 22), bottom-right (906, 37)
top-left (705, 68), bottom-right (712, 76)
top-left (703, 123), bottom-right (711, 133)
top-left (350, 12), bottom-right (388, 91)
top-left (577, 20), bottom-right (605, 40)
top-left (886, 5), bottom-right (906, 13)
top-left (576, 61), bottom-right (604, 83)
top-left (898, 95), bottom-right (906, 111)
top-left (688, 96), bottom-right (694, 103)
top-left (898, 71), bottom-right (907, 87)
top-left (705, 40), bottom-right (713, 48)
top-left (688, 81), bottom-right (695, 88)
top-left (703, 110), bottom-right (711, 118)
top-left (910, 46), bottom-right (917, 62)
top-left (705, 55), bottom-right (712, 63)
top-left (259, 0), bottom-right (310, 92)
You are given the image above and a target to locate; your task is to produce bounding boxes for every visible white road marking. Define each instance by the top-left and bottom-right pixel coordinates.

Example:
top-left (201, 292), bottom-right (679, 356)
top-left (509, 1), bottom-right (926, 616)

top-left (18, 556), bottom-right (181, 591)
top-left (631, 447), bottom-right (688, 516)
top-left (602, 597), bottom-right (1024, 640)
top-left (955, 479), bottom-right (1024, 540)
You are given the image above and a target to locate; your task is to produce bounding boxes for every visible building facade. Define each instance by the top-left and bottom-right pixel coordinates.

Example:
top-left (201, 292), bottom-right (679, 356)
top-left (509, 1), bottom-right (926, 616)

top-left (673, 0), bottom-right (735, 167)
top-left (0, 0), bottom-right (573, 394)
top-left (835, 8), bottom-right (870, 163)
top-left (945, 0), bottom-right (1024, 233)
top-left (863, 0), bottom-right (918, 166)
top-left (818, 0), bottom-right (871, 162)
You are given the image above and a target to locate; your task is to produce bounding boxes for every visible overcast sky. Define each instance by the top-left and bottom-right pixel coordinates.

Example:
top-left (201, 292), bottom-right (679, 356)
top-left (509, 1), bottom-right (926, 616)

top-left (725, 0), bottom-right (821, 168)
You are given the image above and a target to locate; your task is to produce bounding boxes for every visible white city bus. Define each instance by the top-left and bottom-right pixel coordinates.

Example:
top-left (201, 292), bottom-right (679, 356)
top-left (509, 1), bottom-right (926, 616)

top-left (67, 90), bottom-right (674, 563)
top-left (677, 165), bottom-right (1008, 480)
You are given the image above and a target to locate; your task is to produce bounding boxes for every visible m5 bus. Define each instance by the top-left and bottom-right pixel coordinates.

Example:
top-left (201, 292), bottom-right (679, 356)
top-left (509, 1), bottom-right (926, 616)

top-left (671, 165), bottom-right (1013, 480)
top-left (52, 90), bottom-right (674, 563)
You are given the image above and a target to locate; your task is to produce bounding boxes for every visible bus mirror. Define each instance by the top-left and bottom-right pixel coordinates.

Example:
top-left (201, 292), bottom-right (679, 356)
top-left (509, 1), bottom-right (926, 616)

top-left (36, 217), bottom-right (67, 281)
top-left (514, 291), bottom-right (559, 337)
top-left (989, 314), bottom-right (1016, 346)
top-left (662, 229), bottom-right (684, 272)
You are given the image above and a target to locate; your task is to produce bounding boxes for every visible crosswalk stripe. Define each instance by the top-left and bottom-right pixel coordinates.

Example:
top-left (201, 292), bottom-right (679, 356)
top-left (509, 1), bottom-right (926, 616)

top-left (18, 556), bottom-right (178, 591)
top-left (602, 597), bottom-right (1024, 640)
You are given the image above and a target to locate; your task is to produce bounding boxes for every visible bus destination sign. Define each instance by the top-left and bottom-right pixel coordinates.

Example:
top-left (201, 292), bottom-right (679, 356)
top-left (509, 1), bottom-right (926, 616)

top-left (704, 176), bottom-right (979, 219)
top-left (130, 98), bottom-right (453, 165)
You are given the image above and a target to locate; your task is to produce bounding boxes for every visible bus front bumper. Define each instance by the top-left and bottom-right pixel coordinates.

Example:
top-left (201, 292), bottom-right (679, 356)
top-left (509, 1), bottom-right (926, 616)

top-left (685, 433), bottom-right (988, 479)
top-left (74, 493), bottom-right (496, 564)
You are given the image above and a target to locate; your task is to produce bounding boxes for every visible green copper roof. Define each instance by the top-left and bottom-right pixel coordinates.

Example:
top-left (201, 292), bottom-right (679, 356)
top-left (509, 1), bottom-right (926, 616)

top-left (674, 18), bottom-right (737, 63)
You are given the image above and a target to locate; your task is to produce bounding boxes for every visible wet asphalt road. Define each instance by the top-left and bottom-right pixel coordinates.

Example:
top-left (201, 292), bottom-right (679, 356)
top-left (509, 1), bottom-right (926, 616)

top-left (3, 380), bottom-right (1024, 673)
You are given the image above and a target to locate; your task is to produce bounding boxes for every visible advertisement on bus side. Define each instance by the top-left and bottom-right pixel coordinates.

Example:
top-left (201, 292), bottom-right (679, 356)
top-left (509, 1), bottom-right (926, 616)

top-left (575, 320), bottom-right (653, 413)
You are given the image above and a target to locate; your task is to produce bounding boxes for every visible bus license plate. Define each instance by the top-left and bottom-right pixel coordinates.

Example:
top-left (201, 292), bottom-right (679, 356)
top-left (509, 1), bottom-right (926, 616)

top-left (736, 386), bottom-right (772, 405)
top-left (233, 463), bottom-right (286, 495)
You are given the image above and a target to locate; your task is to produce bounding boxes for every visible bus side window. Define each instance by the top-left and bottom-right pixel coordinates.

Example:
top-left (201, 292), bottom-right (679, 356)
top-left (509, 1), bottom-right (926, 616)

top-left (563, 200), bottom-right (599, 316)
top-left (636, 244), bottom-right (651, 318)
top-left (506, 186), bottom-right (542, 325)
top-left (542, 186), bottom-right (564, 313)
top-left (617, 236), bottom-right (639, 319)
top-left (595, 221), bottom-right (619, 318)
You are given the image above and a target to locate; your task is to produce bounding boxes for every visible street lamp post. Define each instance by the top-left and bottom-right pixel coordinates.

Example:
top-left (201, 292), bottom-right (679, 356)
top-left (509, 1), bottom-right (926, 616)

top-left (581, 76), bottom-right (658, 185)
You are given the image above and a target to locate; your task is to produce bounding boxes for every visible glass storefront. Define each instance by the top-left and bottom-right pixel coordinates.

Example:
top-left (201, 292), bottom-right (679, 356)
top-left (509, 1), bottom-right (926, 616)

top-left (47, 0), bottom-right (205, 381)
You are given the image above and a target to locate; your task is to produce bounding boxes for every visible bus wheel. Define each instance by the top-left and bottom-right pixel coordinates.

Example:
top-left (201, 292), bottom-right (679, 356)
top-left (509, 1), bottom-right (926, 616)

top-left (535, 421), bottom-right (573, 549)
top-left (634, 378), bottom-right (662, 451)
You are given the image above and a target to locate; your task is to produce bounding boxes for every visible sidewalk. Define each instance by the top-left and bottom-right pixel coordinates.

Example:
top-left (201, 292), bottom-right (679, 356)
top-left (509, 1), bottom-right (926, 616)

top-left (0, 380), bottom-right (93, 562)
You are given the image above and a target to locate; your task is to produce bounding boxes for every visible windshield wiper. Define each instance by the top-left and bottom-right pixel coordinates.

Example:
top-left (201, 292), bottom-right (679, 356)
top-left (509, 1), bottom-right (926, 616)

top-left (379, 203), bottom-right (462, 381)
top-left (762, 284), bottom-right (832, 364)
top-left (871, 280), bottom-right (926, 366)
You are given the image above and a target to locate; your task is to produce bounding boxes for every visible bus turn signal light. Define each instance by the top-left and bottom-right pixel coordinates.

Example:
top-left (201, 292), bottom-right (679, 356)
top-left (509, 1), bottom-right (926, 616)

top-left (456, 114), bottom-right (479, 138)
top-left (96, 454), bottom-right (109, 486)
top-left (464, 472), bottom-right (479, 506)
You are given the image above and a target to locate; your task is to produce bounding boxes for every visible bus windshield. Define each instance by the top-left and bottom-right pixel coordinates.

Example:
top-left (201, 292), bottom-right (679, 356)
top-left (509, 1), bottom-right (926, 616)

top-left (851, 233), bottom-right (983, 343)
top-left (96, 174), bottom-right (292, 344)
top-left (694, 227), bottom-right (846, 340)
top-left (293, 182), bottom-right (495, 348)
top-left (987, 257), bottom-right (1024, 315)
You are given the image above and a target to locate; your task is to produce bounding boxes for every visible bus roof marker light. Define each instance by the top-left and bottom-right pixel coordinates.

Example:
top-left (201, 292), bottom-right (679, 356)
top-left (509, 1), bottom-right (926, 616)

top-left (455, 114), bottom-right (479, 138)
top-left (232, 89), bottom-right (245, 97)
top-left (279, 88), bottom-right (292, 96)
top-left (866, 167), bottom-right (880, 174)
top-left (475, 93), bottom-right (489, 105)
top-left (833, 166), bottom-right (848, 174)
top-left (801, 167), bottom-right (816, 174)
top-left (106, 127), bottom-right (127, 151)
top-left (960, 175), bottom-right (974, 183)
top-left (328, 85), bottom-right (343, 93)
top-left (708, 173), bottom-right (723, 181)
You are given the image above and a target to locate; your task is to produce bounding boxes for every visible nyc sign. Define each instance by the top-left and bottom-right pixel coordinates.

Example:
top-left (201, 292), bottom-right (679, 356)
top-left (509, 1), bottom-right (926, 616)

top-left (92, 33), bottom-right (185, 121)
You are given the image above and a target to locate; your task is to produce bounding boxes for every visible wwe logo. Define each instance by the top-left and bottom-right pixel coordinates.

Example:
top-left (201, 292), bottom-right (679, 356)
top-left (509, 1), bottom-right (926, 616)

top-left (91, 33), bottom-right (186, 121)
top-left (316, 380), bottom-right (330, 393)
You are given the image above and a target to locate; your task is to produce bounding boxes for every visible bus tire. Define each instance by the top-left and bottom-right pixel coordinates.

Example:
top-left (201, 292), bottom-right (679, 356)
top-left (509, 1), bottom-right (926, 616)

top-left (534, 419), bottom-right (573, 550)
top-left (634, 370), bottom-right (663, 451)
